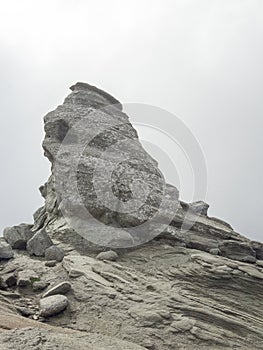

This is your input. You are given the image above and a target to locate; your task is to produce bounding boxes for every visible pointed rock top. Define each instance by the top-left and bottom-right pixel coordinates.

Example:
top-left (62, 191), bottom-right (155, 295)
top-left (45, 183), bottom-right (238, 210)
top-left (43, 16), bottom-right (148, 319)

top-left (69, 82), bottom-right (123, 110)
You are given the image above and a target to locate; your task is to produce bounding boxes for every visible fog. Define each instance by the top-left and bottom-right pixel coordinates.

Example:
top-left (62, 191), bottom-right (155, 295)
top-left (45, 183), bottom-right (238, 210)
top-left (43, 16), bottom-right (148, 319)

top-left (0, 0), bottom-right (262, 241)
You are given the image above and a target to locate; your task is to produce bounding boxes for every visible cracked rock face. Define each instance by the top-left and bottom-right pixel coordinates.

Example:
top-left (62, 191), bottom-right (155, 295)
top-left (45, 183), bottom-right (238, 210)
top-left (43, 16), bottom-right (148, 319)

top-left (1, 83), bottom-right (263, 350)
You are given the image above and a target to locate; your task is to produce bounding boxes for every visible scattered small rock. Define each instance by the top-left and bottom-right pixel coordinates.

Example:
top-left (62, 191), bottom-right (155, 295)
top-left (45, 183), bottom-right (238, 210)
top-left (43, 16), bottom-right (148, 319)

top-left (68, 268), bottom-right (83, 278)
top-left (96, 250), bottom-right (118, 261)
top-left (27, 228), bottom-right (53, 256)
top-left (45, 260), bottom-right (57, 267)
top-left (32, 281), bottom-right (49, 291)
top-left (3, 224), bottom-right (34, 250)
top-left (39, 294), bottom-right (68, 317)
top-left (146, 284), bottom-right (156, 291)
top-left (42, 281), bottom-right (71, 298)
top-left (1, 273), bottom-right (17, 287)
top-left (128, 307), bottom-right (163, 326)
top-left (45, 245), bottom-right (65, 262)
top-left (170, 316), bottom-right (195, 332)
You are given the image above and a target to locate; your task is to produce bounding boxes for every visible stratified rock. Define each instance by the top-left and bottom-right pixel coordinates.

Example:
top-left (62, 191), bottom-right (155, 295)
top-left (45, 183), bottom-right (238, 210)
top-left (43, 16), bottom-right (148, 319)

top-left (39, 294), bottom-right (68, 317)
top-left (26, 228), bottom-right (53, 256)
top-left (237, 264), bottom-right (263, 279)
top-left (3, 224), bottom-right (34, 250)
top-left (185, 233), bottom-right (218, 252)
top-left (251, 241), bottom-right (263, 260)
top-left (96, 250), bottom-right (118, 261)
top-left (45, 245), bottom-right (65, 262)
top-left (219, 240), bottom-right (256, 262)
top-left (42, 281), bottom-right (71, 298)
top-left (242, 255), bottom-right (257, 263)
top-left (0, 240), bottom-right (14, 260)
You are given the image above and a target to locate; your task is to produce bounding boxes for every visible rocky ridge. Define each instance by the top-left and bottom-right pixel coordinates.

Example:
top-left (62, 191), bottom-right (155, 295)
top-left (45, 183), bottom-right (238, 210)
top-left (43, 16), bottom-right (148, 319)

top-left (0, 82), bottom-right (263, 350)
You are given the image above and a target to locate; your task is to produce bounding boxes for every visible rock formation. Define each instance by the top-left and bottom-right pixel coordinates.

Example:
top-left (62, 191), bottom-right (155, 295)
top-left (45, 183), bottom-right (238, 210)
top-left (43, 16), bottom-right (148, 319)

top-left (0, 82), bottom-right (263, 350)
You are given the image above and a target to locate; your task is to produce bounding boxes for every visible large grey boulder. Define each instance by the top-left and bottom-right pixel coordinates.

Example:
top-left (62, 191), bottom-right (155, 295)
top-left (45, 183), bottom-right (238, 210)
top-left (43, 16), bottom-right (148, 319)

top-left (39, 294), bottom-right (68, 317)
top-left (0, 240), bottom-right (14, 260)
top-left (45, 245), bottom-right (65, 262)
top-left (3, 223), bottom-right (34, 250)
top-left (27, 228), bottom-right (53, 256)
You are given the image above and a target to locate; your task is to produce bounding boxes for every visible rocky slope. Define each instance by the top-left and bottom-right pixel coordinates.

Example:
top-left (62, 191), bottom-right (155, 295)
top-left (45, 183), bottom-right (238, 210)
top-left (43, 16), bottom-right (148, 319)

top-left (1, 83), bottom-right (263, 350)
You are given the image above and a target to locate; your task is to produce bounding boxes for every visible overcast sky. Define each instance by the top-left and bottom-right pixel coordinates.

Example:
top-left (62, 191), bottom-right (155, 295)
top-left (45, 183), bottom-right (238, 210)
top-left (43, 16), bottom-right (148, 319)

top-left (0, 0), bottom-right (262, 242)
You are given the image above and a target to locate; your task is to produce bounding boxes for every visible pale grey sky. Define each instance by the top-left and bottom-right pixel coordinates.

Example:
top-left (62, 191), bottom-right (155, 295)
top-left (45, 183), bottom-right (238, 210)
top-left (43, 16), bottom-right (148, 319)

top-left (0, 0), bottom-right (262, 241)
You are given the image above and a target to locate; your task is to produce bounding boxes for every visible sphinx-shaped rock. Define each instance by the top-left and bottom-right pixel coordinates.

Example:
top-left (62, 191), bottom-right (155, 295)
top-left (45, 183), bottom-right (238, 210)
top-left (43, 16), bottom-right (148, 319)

top-left (31, 82), bottom-right (262, 263)
top-left (34, 82), bottom-right (179, 247)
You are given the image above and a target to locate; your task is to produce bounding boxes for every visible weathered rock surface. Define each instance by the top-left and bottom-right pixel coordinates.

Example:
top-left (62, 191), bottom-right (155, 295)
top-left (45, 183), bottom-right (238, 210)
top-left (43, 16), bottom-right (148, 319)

top-left (27, 228), bottom-right (53, 256)
top-left (3, 224), bottom-right (34, 250)
top-left (0, 327), bottom-right (148, 350)
top-left (0, 83), bottom-right (263, 350)
top-left (219, 240), bottom-right (256, 262)
top-left (39, 294), bottom-right (68, 317)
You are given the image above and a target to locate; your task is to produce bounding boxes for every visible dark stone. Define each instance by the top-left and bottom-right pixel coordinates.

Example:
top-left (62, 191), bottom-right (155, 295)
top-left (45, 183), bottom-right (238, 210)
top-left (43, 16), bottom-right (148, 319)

top-left (3, 224), bottom-right (34, 250)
